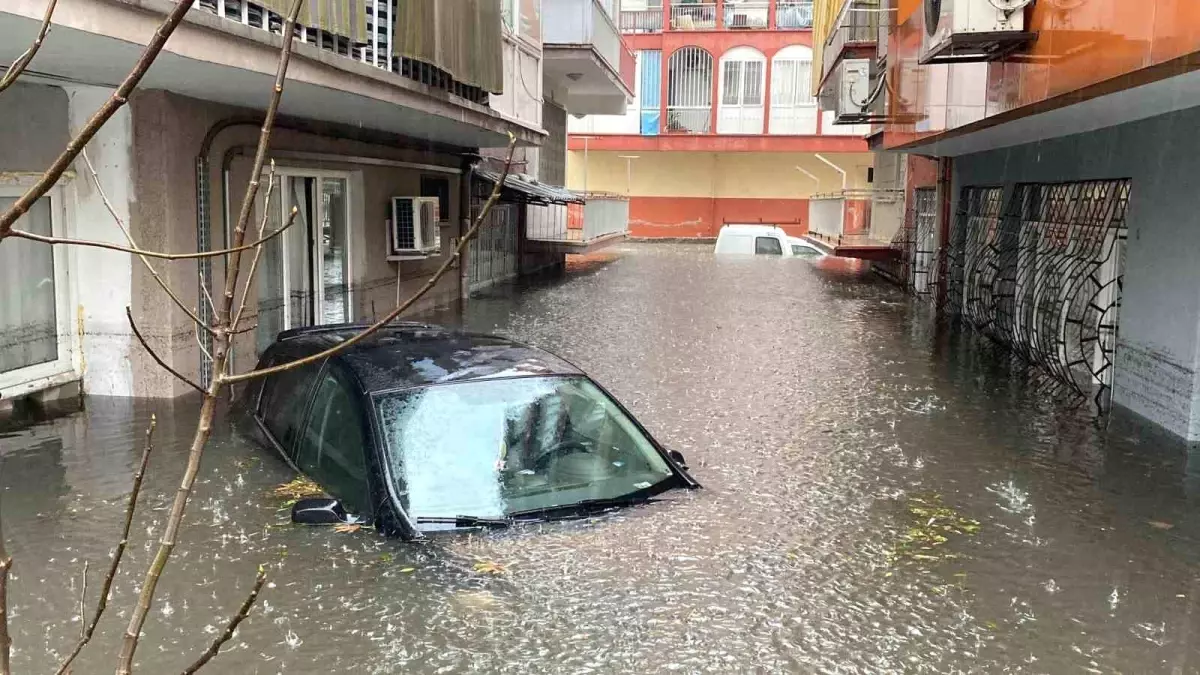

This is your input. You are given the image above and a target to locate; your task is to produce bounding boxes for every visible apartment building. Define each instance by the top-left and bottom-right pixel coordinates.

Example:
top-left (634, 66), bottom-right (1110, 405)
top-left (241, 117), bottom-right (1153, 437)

top-left (0, 0), bottom-right (544, 402)
top-left (567, 0), bottom-right (875, 239)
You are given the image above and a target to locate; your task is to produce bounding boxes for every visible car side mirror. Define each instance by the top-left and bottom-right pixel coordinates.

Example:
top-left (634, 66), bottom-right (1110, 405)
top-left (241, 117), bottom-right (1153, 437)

top-left (668, 449), bottom-right (689, 471)
top-left (291, 497), bottom-right (351, 525)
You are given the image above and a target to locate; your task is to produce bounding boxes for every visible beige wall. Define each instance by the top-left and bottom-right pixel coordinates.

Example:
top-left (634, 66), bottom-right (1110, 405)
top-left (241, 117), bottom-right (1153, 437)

top-left (129, 90), bottom-right (468, 397)
top-left (566, 151), bottom-right (874, 198)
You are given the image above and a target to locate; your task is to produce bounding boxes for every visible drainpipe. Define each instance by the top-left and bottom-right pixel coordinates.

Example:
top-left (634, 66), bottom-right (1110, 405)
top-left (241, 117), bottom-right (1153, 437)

top-left (814, 153), bottom-right (848, 240)
top-left (936, 156), bottom-right (954, 316)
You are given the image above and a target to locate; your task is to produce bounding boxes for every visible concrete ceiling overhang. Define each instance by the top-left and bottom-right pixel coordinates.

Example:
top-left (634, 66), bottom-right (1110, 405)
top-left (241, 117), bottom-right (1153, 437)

top-left (543, 44), bottom-right (632, 116)
top-left (0, 0), bottom-right (546, 150)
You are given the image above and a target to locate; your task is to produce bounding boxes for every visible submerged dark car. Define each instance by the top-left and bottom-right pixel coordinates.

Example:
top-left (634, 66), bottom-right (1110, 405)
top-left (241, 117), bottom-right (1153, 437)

top-left (246, 322), bottom-right (700, 538)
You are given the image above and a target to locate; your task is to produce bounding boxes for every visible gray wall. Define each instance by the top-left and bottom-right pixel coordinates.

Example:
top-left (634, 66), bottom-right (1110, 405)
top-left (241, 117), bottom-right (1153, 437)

top-left (0, 83), bottom-right (68, 171)
top-left (953, 106), bottom-right (1200, 439)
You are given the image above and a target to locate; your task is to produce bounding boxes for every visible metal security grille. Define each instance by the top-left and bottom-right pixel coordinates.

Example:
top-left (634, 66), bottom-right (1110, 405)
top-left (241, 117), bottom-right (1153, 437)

top-left (666, 47), bottom-right (713, 134)
top-left (467, 180), bottom-right (519, 294)
top-left (879, 187), bottom-right (937, 295)
top-left (947, 180), bottom-right (1131, 409)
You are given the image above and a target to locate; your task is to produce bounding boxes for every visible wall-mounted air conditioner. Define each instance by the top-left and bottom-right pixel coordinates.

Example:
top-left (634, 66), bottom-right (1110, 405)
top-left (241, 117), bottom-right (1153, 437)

top-left (920, 0), bottom-right (1035, 65)
top-left (388, 196), bottom-right (440, 259)
top-left (838, 58), bottom-right (872, 121)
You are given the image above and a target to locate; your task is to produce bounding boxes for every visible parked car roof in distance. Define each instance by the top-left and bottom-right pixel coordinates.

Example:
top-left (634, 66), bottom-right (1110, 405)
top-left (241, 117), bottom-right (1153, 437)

top-left (270, 322), bottom-right (583, 394)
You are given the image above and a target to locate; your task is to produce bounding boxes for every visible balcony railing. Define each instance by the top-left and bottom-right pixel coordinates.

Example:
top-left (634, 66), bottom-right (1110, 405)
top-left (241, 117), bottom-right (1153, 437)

top-left (527, 194), bottom-right (629, 244)
top-left (195, 0), bottom-right (489, 103)
top-left (620, 8), bottom-right (664, 32)
top-left (821, 0), bottom-right (880, 85)
top-left (670, 3), bottom-right (717, 30)
top-left (665, 107), bottom-right (712, 133)
top-left (776, 1), bottom-right (814, 29)
top-left (724, 2), bottom-right (769, 29)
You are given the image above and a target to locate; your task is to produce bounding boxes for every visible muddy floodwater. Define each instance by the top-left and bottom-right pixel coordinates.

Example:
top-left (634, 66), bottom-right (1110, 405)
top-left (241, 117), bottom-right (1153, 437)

top-left (5, 243), bottom-right (1200, 674)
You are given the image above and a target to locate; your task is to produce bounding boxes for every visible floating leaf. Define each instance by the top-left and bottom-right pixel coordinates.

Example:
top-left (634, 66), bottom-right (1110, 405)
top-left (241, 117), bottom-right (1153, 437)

top-left (379, 553), bottom-right (394, 563)
top-left (473, 559), bottom-right (510, 575)
top-left (272, 476), bottom-right (324, 501)
top-left (333, 523), bottom-right (362, 534)
top-left (1148, 520), bottom-right (1175, 531)
top-left (400, 567), bottom-right (416, 574)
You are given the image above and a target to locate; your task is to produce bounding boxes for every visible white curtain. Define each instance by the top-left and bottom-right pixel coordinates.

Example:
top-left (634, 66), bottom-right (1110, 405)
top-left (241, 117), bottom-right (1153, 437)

top-left (0, 197), bottom-right (58, 374)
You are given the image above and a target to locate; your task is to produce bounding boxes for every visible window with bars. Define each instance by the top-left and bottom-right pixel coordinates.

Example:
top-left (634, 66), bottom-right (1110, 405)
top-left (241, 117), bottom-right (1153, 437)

top-left (666, 47), bottom-right (714, 134)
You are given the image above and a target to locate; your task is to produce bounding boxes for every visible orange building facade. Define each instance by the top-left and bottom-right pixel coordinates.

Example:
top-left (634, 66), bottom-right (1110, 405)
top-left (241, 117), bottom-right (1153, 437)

top-left (566, 0), bottom-right (876, 239)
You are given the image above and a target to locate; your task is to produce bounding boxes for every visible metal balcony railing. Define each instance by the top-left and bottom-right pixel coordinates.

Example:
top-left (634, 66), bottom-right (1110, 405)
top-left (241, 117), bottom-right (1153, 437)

top-left (665, 107), bottom-right (712, 134)
top-left (526, 194), bottom-right (629, 243)
top-left (776, 0), bottom-right (814, 29)
top-left (195, 0), bottom-right (489, 103)
top-left (670, 3), bottom-right (717, 30)
top-left (620, 8), bottom-right (664, 32)
top-left (724, 2), bottom-right (769, 29)
top-left (821, 0), bottom-right (880, 85)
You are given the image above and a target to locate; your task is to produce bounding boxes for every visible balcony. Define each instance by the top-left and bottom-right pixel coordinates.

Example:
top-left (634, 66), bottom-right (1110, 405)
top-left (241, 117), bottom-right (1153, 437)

top-left (620, 7), bottom-right (664, 33)
top-left (820, 0), bottom-right (881, 87)
top-left (776, 1), bottom-right (814, 29)
top-left (805, 189), bottom-right (902, 261)
top-left (724, 2), bottom-right (769, 29)
top-left (544, 0), bottom-right (636, 115)
top-left (526, 194), bottom-right (630, 254)
top-left (670, 3), bottom-right (718, 30)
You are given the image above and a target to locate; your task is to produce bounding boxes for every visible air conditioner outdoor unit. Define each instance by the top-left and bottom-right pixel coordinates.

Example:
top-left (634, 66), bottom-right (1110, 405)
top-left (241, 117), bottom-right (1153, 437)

top-left (838, 59), bottom-right (871, 119)
top-left (388, 196), bottom-right (440, 259)
top-left (920, 0), bottom-right (1034, 65)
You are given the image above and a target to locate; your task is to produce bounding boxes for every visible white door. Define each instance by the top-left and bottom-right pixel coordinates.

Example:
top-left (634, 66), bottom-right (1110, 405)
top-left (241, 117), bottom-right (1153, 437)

top-left (257, 170), bottom-right (353, 355)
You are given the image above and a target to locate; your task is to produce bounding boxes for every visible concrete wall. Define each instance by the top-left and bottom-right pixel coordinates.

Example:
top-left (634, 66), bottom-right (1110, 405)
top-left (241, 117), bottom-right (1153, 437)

top-left (0, 83), bottom-right (69, 171)
top-left (128, 90), bottom-right (468, 397)
top-left (952, 105), bottom-right (1200, 440)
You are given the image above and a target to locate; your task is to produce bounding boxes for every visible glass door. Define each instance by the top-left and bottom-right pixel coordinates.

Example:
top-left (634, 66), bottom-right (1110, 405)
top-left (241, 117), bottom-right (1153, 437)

top-left (257, 172), bottom-right (351, 356)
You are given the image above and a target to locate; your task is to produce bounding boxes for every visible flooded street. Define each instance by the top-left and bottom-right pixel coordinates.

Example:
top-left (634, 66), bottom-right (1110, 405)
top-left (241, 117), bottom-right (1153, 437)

top-left (5, 242), bottom-right (1200, 673)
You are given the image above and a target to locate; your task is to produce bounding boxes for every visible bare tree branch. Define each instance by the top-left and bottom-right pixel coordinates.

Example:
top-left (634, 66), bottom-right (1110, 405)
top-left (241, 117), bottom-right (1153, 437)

top-left (0, 504), bottom-right (11, 675)
top-left (0, 0), bottom-right (199, 239)
top-left (229, 165), bottom-right (285, 336)
top-left (80, 150), bottom-right (217, 337)
top-left (117, 2), bottom-right (304, 672)
top-left (55, 416), bottom-right (156, 675)
top-left (125, 308), bottom-right (205, 395)
top-left (220, 133), bottom-right (517, 386)
top-left (0, 0), bottom-right (60, 96)
top-left (178, 566), bottom-right (267, 675)
top-left (77, 560), bottom-right (89, 639)
top-left (5, 211), bottom-right (299, 261)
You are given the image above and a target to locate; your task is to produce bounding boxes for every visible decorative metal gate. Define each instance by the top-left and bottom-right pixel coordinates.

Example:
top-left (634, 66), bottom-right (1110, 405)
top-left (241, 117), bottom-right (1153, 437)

top-left (946, 180), bottom-right (1131, 409)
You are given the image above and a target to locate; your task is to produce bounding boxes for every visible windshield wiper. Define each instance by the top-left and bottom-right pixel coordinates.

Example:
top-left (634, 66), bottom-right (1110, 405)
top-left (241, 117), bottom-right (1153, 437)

top-left (507, 494), bottom-right (663, 520)
top-left (415, 515), bottom-right (513, 529)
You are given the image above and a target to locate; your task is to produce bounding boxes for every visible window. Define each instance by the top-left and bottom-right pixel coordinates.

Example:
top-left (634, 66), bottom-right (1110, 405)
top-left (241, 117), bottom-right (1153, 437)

top-left (297, 370), bottom-right (370, 513)
top-left (791, 244), bottom-right (821, 257)
top-left (420, 175), bottom-right (451, 223)
top-left (0, 197), bottom-right (59, 376)
top-left (769, 46), bottom-right (817, 135)
top-left (258, 359), bottom-right (322, 453)
top-left (639, 50), bottom-right (662, 135)
top-left (717, 47), bottom-right (766, 134)
top-left (755, 236), bottom-right (783, 255)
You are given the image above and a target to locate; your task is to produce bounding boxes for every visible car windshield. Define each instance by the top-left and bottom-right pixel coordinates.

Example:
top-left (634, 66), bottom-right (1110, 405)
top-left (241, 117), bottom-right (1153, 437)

top-left (375, 376), bottom-right (675, 521)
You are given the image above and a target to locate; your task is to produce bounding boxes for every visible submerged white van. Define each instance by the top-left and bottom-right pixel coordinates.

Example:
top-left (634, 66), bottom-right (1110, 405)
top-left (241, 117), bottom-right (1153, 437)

top-left (713, 225), bottom-right (826, 258)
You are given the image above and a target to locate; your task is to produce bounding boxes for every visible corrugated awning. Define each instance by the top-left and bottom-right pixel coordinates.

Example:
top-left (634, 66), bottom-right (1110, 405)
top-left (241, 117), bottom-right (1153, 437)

top-left (474, 169), bottom-right (584, 205)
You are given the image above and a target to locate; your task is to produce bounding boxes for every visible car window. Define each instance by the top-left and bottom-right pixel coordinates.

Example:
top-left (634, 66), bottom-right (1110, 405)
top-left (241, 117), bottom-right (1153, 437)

top-left (755, 236), bottom-right (783, 255)
top-left (791, 244), bottom-right (821, 257)
top-left (297, 370), bottom-right (370, 514)
top-left (258, 359), bottom-right (321, 453)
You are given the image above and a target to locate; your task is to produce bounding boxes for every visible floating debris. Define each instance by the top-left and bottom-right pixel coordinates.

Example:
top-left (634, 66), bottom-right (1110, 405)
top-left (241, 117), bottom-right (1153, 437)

top-left (272, 475), bottom-right (324, 503)
top-left (888, 493), bottom-right (981, 567)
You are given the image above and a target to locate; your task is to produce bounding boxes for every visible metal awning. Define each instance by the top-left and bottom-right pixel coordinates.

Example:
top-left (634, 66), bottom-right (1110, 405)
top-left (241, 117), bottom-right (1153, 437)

top-left (474, 169), bottom-right (584, 205)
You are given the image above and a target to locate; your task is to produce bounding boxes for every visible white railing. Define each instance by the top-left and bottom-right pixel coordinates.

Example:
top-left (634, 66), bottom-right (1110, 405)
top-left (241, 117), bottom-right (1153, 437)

top-left (670, 3), bottom-right (717, 29)
top-left (526, 203), bottom-right (571, 241)
top-left (620, 8), bottom-right (664, 32)
top-left (666, 108), bottom-right (711, 133)
top-left (724, 2), bottom-right (769, 29)
top-left (808, 196), bottom-right (846, 240)
top-left (776, 1), bottom-right (814, 29)
top-left (581, 195), bottom-right (629, 240)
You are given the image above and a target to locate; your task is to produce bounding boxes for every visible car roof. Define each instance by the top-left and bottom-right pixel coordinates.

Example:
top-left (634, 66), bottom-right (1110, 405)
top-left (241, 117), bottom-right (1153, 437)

top-left (271, 322), bottom-right (584, 394)
top-left (719, 224), bottom-right (784, 235)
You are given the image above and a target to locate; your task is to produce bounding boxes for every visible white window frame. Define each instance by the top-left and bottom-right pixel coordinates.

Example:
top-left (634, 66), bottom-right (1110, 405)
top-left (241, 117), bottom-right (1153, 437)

top-left (260, 167), bottom-right (356, 332)
top-left (717, 46), bottom-right (766, 135)
top-left (0, 180), bottom-right (79, 398)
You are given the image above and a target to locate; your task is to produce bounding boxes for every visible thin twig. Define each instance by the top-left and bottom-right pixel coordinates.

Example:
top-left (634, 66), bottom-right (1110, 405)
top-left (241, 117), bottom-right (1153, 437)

top-left (117, 2), bottom-right (304, 672)
top-left (80, 150), bottom-right (216, 337)
top-left (194, 322), bottom-right (213, 364)
top-left (0, 0), bottom-right (60, 96)
top-left (78, 561), bottom-right (89, 639)
top-left (55, 416), bottom-right (156, 675)
top-left (200, 277), bottom-right (218, 319)
top-left (6, 213), bottom-right (298, 260)
top-left (220, 133), bottom-right (517, 386)
top-left (0, 0), bottom-right (199, 239)
top-left (0, 518), bottom-right (11, 675)
top-left (125, 308), bottom-right (205, 395)
top-left (178, 566), bottom-right (267, 675)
